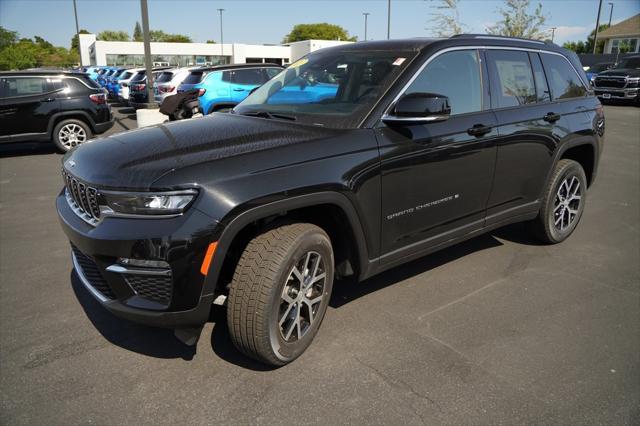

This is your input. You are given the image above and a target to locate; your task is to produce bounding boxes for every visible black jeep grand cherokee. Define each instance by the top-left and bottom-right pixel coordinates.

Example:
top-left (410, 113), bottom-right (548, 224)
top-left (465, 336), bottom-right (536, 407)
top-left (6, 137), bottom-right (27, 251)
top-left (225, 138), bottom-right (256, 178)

top-left (57, 35), bottom-right (604, 366)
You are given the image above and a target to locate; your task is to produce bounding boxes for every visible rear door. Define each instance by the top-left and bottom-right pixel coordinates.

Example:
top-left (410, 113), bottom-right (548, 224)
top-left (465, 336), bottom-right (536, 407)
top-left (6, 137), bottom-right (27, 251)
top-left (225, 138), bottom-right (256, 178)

top-left (0, 76), bottom-right (59, 138)
top-left (485, 49), bottom-right (566, 224)
top-left (230, 68), bottom-right (265, 102)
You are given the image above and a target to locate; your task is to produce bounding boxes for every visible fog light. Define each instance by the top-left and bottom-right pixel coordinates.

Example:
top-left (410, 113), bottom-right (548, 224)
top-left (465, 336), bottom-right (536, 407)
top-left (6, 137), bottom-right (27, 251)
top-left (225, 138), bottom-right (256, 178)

top-left (118, 258), bottom-right (170, 269)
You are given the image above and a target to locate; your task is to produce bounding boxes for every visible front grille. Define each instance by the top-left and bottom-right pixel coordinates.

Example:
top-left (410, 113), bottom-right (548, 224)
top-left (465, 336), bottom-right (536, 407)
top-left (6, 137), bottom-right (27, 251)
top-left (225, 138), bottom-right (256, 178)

top-left (71, 245), bottom-right (116, 300)
top-left (62, 170), bottom-right (101, 225)
top-left (594, 76), bottom-right (627, 89)
top-left (124, 274), bottom-right (173, 306)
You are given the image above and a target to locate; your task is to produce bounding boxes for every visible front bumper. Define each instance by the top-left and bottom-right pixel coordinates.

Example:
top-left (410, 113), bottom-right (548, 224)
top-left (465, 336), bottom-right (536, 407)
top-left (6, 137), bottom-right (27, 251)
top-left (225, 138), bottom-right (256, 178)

top-left (57, 190), bottom-right (218, 328)
top-left (595, 88), bottom-right (639, 100)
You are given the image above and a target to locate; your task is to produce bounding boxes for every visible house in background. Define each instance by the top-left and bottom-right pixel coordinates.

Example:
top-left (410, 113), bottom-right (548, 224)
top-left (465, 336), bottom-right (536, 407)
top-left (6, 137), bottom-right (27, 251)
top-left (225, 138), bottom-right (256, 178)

top-left (598, 14), bottom-right (640, 54)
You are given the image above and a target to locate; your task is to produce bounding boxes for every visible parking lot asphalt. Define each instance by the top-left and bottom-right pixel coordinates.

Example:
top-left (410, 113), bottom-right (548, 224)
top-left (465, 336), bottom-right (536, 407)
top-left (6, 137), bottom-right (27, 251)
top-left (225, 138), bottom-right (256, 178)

top-left (1, 104), bottom-right (638, 425)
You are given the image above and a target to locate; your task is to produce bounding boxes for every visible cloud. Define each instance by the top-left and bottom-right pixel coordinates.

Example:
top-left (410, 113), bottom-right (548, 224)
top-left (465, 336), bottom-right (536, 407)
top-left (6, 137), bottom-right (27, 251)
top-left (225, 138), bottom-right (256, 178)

top-left (551, 26), bottom-right (590, 43)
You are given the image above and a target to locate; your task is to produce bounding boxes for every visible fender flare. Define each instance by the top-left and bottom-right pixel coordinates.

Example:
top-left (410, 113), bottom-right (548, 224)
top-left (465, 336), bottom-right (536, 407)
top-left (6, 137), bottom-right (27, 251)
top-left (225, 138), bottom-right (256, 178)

top-left (541, 137), bottom-right (598, 196)
top-left (201, 191), bottom-right (371, 295)
top-left (47, 111), bottom-right (97, 136)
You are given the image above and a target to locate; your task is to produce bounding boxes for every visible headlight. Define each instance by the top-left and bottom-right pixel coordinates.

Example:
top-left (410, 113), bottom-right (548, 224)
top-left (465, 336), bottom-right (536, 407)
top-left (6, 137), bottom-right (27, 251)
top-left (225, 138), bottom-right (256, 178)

top-left (102, 190), bottom-right (197, 215)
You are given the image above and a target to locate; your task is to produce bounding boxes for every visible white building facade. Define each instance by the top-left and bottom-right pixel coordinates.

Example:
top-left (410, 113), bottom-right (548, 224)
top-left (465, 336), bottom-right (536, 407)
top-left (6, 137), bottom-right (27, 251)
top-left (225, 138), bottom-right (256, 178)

top-left (79, 34), bottom-right (351, 67)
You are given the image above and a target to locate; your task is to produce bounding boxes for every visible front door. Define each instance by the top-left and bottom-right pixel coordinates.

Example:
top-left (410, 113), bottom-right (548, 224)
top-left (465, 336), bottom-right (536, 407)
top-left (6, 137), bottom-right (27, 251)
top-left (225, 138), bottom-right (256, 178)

top-left (0, 76), bottom-right (57, 138)
top-left (377, 49), bottom-right (498, 264)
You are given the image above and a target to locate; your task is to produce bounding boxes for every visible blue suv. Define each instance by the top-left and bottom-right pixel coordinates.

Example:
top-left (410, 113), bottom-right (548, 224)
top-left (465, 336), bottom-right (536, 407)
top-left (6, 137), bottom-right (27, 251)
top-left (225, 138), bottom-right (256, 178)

top-left (186, 64), bottom-right (282, 114)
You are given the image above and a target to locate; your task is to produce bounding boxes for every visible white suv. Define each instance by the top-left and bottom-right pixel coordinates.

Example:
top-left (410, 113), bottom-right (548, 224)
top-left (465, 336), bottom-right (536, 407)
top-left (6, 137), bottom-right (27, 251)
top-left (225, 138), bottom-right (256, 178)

top-left (117, 68), bottom-right (144, 104)
top-left (153, 67), bottom-right (199, 105)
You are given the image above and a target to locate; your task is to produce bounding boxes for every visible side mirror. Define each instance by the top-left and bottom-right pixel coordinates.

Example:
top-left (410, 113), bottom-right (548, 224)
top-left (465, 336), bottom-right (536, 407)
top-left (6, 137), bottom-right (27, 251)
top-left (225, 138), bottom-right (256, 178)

top-left (383, 93), bottom-right (451, 125)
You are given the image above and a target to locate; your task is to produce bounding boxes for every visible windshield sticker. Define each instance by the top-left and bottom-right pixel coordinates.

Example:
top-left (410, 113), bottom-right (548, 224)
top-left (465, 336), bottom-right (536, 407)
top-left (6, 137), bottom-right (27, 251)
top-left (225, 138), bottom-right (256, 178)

top-left (289, 58), bottom-right (309, 69)
top-left (392, 57), bottom-right (406, 66)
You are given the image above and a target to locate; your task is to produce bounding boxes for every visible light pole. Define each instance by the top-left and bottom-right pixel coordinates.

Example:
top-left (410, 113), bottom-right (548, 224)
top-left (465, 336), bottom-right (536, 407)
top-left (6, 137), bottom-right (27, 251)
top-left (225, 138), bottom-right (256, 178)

top-left (608, 2), bottom-right (614, 27)
top-left (592, 0), bottom-right (603, 54)
top-left (363, 12), bottom-right (370, 41)
top-left (72, 0), bottom-right (81, 65)
top-left (387, 0), bottom-right (391, 39)
top-left (217, 8), bottom-right (225, 62)
top-left (551, 27), bottom-right (557, 42)
top-left (140, 0), bottom-right (156, 107)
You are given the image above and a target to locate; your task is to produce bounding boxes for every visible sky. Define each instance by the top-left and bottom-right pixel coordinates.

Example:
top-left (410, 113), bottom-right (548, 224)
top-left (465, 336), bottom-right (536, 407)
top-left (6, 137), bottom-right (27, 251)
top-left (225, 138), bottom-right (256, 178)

top-left (1, 0), bottom-right (639, 49)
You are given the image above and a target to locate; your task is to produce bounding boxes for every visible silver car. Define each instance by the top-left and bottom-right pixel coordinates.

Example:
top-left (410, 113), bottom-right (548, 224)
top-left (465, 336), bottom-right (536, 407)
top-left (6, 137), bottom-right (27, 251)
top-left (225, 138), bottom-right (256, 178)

top-left (153, 67), bottom-right (199, 105)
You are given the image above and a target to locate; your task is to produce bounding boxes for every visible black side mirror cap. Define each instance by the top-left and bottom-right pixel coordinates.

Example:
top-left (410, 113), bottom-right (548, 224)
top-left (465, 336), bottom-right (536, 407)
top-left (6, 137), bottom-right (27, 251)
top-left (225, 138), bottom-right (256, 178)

top-left (382, 92), bottom-right (451, 125)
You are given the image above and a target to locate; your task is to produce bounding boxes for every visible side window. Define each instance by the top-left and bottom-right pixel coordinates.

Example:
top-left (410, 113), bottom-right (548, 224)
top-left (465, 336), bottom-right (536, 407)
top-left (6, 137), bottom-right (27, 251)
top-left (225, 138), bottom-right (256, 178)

top-left (0, 78), bottom-right (9, 98)
top-left (221, 71), bottom-right (232, 83)
top-left (486, 50), bottom-right (536, 108)
top-left (234, 69), bottom-right (265, 85)
top-left (540, 53), bottom-right (587, 100)
top-left (265, 68), bottom-right (281, 80)
top-left (528, 53), bottom-right (551, 103)
top-left (0, 77), bottom-right (48, 97)
top-left (405, 50), bottom-right (482, 115)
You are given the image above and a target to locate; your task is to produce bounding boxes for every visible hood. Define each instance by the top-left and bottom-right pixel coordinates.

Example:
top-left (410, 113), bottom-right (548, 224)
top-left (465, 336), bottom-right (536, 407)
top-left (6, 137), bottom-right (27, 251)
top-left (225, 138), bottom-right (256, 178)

top-left (598, 68), bottom-right (640, 78)
top-left (62, 113), bottom-right (337, 190)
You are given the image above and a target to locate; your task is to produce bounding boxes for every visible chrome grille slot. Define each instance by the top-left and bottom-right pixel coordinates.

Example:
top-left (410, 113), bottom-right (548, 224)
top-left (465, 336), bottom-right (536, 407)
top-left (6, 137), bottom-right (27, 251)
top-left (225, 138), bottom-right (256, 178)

top-left (62, 169), bottom-right (101, 226)
top-left (594, 77), bottom-right (627, 89)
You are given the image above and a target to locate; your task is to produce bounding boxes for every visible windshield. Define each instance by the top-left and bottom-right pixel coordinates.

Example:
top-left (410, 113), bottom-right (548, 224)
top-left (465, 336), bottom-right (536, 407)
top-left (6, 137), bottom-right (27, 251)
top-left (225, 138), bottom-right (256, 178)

top-left (234, 49), bottom-right (417, 128)
top-left (615, 57), bottom-right (640, 69)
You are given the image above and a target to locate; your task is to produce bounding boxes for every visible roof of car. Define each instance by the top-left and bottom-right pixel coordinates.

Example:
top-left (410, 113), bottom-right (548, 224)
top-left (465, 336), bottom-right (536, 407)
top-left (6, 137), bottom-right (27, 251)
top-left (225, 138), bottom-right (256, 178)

top-left (191, 63), bottom-right (284, 73)
top-left (0, 70), bottom-right (91, 76)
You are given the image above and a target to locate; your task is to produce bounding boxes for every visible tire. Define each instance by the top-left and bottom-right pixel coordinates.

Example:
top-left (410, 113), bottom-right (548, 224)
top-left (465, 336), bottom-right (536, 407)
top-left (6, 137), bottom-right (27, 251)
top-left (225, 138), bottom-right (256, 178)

top-left (227, 223), bottom-right (334, 366)
top-left (528, 159), bottom-right (587, 244)
top-left (52, 118), bottom-right (92, 152)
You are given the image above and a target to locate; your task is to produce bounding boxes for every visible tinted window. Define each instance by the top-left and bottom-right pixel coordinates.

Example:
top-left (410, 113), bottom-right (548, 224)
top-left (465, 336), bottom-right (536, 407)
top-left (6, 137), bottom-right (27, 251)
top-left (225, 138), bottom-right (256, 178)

top-left (221, 71), bottom-right (232, 82)
top-left (156, 72), bottom-right (174, 83)
top-left (487, 50), bottom-right (536, 108)
top-left (405, 50), bottom-right (482, 115)
top-left (131, 71), bottom-right (146, 82)
top-left (234, 69), bottom-right (264, 85)
top-left (0, 77), bottom-right (48, 98)
top-left (529, 53), bottom-right (551, 103)
top-left (540, 53), bottom-right (587, 100)
top-left (182, 71), bottom-right (204, 84)
top-left (119, 72), bottom-right (132, 81)
top-left (265, 68), bottom-right (281, 79)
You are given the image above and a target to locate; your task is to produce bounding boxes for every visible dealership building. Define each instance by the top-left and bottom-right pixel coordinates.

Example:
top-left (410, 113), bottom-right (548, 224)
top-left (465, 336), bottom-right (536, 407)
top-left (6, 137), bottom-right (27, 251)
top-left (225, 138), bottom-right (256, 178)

top-left (78, 34), bottom-right (351, 67)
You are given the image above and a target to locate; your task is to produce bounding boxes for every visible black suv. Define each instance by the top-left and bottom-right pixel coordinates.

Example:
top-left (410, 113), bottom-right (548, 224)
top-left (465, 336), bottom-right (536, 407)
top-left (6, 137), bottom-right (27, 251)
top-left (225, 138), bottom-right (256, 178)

top-left (127, 67), bottom-right (172, 109)
top-left (57, 35), bottom-right (604, 366)
top-left (592, 55), bottom-right (640, 103)
top-left (0, 71), bottom-right (114, 151)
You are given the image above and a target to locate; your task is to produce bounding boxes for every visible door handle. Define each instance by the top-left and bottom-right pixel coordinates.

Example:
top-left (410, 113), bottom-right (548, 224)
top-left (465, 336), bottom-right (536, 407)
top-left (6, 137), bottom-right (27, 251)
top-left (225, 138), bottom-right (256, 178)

top-left (233, 88), bottom-right (245, 92)
top-left (543, 112), bottom-right (561, 123)
top-left (467, 124), bottom-right (492, 137)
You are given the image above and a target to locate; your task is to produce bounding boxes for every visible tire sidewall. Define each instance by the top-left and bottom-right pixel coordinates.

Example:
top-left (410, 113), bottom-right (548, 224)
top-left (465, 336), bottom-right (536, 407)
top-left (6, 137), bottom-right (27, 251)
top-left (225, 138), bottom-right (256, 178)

top-left (53, 119), bottom-right (91, 152)
top-left (265, 229), bottom-right (334, 364)
top-left (546, 162), bottom-right (587, 243)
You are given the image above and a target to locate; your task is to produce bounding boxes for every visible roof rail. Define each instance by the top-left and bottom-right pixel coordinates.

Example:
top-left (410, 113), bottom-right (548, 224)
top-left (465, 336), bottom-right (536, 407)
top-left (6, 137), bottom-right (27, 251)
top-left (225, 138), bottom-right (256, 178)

top-left (450, 34), bottom-right (546, 45)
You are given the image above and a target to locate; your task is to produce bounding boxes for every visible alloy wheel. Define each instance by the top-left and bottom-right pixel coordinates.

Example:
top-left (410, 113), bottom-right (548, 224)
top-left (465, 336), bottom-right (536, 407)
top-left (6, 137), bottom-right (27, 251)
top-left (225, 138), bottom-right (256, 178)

top-left (279, 251), bottom-right (326, 342)
top-left (58, 124), bottom-right (87, 149)
top-left (553, 175), bottom-right (582, 232)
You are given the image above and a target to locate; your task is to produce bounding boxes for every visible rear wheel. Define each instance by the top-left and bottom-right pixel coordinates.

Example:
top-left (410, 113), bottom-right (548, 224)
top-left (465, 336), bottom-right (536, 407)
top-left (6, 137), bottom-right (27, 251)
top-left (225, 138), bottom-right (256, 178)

top-left (528, 159), bottom-right (587, 244)
top-left (227, 223), bottom-right (334, 366)
top-left (52, 119), bottom-right (92, 152)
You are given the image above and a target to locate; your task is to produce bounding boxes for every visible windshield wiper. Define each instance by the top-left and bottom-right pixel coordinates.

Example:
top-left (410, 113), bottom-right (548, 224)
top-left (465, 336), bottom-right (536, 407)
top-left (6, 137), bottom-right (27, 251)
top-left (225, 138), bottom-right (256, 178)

top-left (239, 111), bottom-right (297, 121)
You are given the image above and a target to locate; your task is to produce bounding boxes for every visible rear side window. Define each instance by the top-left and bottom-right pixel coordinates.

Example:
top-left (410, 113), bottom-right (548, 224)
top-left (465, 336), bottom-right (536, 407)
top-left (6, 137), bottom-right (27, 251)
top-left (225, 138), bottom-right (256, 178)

top-left (182, 71), bottom-right (204, 84)
top-left (234, 69), bottom-right (264, 85)
top-left (486, 50), bottom-right (536, 108)
top-left (265, 68), bottom-right (282, 79)
top-left (0, 77), bottom-right (48, 98)
top-left (405, 49), bottom-right (482, 115)
top-left (540, 53), bottom-right (587, 100)
top-left (131, 71), bottom-right (146, 82)
top-left (119, 72), bottom-right (132, 81)
top-left (221, 71), bottom-right (232, 82)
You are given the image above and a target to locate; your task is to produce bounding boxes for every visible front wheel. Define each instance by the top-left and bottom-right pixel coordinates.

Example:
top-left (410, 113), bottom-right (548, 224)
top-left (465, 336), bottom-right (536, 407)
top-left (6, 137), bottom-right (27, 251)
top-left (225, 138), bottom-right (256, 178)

top-left (528, 159), bottom-right (587, 244)
top-left (227, 223), bottom-right (334, 366)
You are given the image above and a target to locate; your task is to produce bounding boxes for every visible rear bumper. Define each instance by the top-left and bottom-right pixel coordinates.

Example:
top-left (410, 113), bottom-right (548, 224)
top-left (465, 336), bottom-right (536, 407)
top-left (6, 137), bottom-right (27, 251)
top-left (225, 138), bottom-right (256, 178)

top-left (94, 118), bottom-right (114, 134)
top-left (57, 190), bottom-right (219, 328)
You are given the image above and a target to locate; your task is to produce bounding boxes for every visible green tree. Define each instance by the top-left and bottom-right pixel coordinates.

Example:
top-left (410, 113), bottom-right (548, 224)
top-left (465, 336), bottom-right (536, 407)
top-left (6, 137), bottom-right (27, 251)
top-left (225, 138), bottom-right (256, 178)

top-left (133, 21), bottom-right (143, 41)
top-left (206, 39), bottom-right (217, 44)
top-left (148, 30), bottom-right (192, 43)
top-left (562, 40), bottom-right (587, 54)
top-left (486, 0), bottom-right (548, 40)
top-left (97, 30), bottom-right (130, 41)
top-left (70, 29), bottom-right (90, 53)
top-left (429, 0), bottom-right (465, 37)
top-left (0, 26), bottom-right (18, 50)
top-left (0, 42), bottom-right (37, 70)
top-left (282, 23), bottom-right (357, 43)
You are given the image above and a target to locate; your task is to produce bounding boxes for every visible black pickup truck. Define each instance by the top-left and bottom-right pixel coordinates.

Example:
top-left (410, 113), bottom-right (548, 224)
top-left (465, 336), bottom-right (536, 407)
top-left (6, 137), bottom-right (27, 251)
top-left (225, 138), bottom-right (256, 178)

top-left (57, 35), bottom-right (604, 366)
top-left (592, 55), bottom-right (640, 103)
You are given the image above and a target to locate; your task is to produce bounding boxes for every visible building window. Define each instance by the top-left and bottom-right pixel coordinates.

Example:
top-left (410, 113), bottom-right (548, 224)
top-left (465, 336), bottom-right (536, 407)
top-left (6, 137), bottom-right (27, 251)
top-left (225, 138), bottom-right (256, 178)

top-left (105, 54), bottom-right (229, 67)
top-left (611, 38), bottom-right (639, 54)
